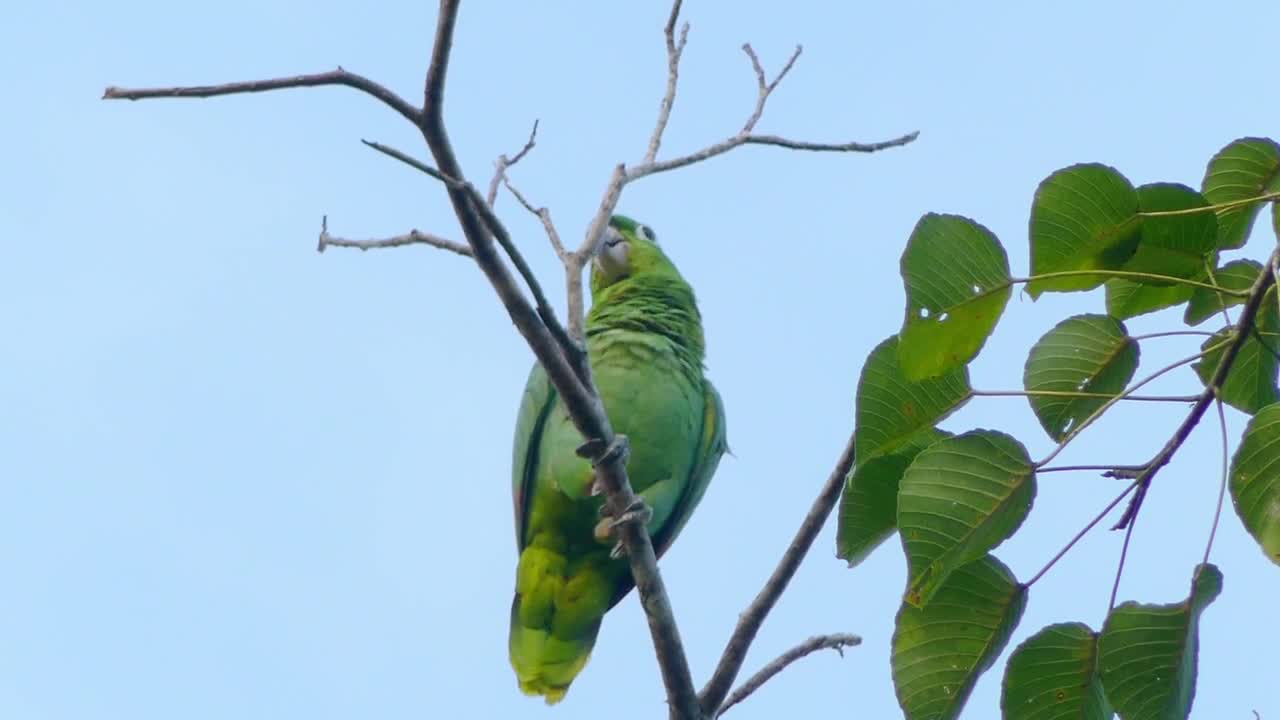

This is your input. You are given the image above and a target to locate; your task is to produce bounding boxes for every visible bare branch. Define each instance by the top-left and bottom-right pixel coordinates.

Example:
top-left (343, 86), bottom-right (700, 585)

top-left (487, 120), bottom-right (540, 207)
top-left (360, 139), bottom-right (454, 184)
top-left (644, 0), bottom-right (691, 164)
top-left (418, 3), bottom-right (699, 718)
top-left (103, 67), bottom-right (422, 127)
top-left (739, 44), bottom-right (802, 134)
top-left (503, 177), bottom-right (567, 259)
top-left (716, 633), bottom-right (862, 717)
top-left (1111, 248), bottom-right (1279, 531)
top-left (700, 432), bottom-right (856, 716)
top-left (317, 216), bottom-right (471, 257)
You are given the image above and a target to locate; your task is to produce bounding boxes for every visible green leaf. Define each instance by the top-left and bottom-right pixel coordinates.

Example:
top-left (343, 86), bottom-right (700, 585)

top-left (1099, 564), bottom-right (1223, 720)
top-left (1228, 403), bottom-right (1280, 565)
top-left (892, 554), bottom-right (1026, 720)
top-left (1024, 314), bottom-right (1140, 441)
top-left (1029, 163), bottom-right (1141, 297)
top-left (1001, 622), bottom-right (1112, 720)
top-left (1121, 183), bottom-right (1217, 281)
top-left (898, 213), bottom-right (1013, 380)
top-left (898, 430), bottom-right (1035, 607)
top-left (1184, 259), bottom-right (1261, 326)
top-left (838, 428), bottom-right (949, 567)
top-left (1201, 137), bottom-right (1280, 250)
top-left (1105, 278), bottom-right (1193, 320)
top-left (1193, 298), bottom-right (1279, 414)
top-left (854, 336), bottom-right (971, 462)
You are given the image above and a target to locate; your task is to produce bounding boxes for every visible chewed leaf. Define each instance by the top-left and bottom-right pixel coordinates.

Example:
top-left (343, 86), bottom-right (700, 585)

top-left (1024, 314), bottom-right (1139, 441)
top-left (898, 213), bottom-right (1012, 380)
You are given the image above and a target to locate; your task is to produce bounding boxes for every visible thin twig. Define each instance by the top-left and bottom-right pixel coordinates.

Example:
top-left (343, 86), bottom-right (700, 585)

top-left (486, 120), bottom-right (539, 207)
top-left (1108, 494), bottom-right (1141, 610)
top-left (1202, 399), bottom-right (1230, 566)
top-left (699, 433), bottom-right (855, 716)
top-left (418, 4), bottom-right (700, 718)
top-left (103, 67), bottom-right (424, 127)
top-left (644, 0), bottom-right (690, 164)
top-left (1111, 248), bottom-right (1280, 530)
top-left (715, 633), bottom-right (862, 717)
top-left (316, 216), bottom-right (471, 257)
top-left (1025, 481), bottom-right (1139, 588)
top-left (503, 177), bottom-right (567, 259)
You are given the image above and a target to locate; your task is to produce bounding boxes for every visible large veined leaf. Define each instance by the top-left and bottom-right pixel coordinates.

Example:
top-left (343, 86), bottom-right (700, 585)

top-left (1105, 278), bottom-right (1193, 320)
top-left (1024, 314), bottom-right (1139, 441)
top-left (1120, 183), bottom-right (1217, 280)
top-left (854, 335), bottom-right (970, 462)
top-left (892, 554), bottom-right (1026, 720)
top-left (1184, 259), bottom-right (1261, 326)
top-left (1193, 296), bottom-right (1279, 414)
top-left (1001, 622), bottom-right (1112, 720)
top-left (838, 428), bottom-right (949, 568)
top-left (1200, 137), bottom-right (1280, 250)
top-left (1099, 564), bottom-right (1222, 720)
top-left (1228, 403), bottom-right (1280, 565)
top-left (898, 213), bottom-right (1012, 380)
top-left (898, 430), bottom-right (1035, 607)
top-left (1028, 163), bottom-right (1141, 297)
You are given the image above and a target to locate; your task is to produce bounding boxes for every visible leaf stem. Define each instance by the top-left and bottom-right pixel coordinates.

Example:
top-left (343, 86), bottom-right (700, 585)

top-left (1138, 190), bottom-right (1280, 218)
top-left (1131, 330), bottom-right (1216, 341)
top-left (1013, 271), bottom-right (1252, 296)
top-left (1025, 480), bottom-right (1139, 588)
top-left (971, 389), bottom-right (1198, 403)
top-left (1201, 399), bottom-right (1230, 566)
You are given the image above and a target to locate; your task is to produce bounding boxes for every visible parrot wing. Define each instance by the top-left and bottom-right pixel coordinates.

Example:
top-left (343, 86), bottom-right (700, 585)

top-left (512, 362), bottom-right (556, 550)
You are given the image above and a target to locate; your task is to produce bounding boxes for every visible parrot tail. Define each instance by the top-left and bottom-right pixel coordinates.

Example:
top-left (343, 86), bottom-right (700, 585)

top-left (509, 546), bottom-right (614, 704)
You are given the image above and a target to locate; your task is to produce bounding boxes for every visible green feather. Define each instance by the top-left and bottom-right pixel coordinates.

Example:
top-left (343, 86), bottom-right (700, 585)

top-left (508, 216), bottom-right (727, 703)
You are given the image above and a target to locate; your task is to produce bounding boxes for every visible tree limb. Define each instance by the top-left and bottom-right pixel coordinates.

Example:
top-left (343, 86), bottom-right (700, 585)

top-left (103, 67), bottom-right (422, 127)
top-left (487, 120), bottom-right (539, 207)
top-left (416, 3), bottom-right (701, 718)
top-left (699, 433), bottom-right (856, 715)
top-left (715, 633), bottom-right (862, 717)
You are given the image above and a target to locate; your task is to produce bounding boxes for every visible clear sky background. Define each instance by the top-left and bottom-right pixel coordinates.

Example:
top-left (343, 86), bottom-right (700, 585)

top-left (4, 2), bottom-right (1279, 718)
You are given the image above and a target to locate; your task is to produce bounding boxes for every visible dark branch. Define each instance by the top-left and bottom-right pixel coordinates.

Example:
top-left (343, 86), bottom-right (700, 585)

top-left (361, 139), bottom-right (454, 184)
top-left (1112, 248), bottom-right (1280, 531)
top-left (700, 433), bottom-right (856, 716)
top-left (417, 3), bottom-right (699, 718)
top-left (103, 67), bottom-right (422, 127)
top-left (716, 633), bottom-right (862, 717)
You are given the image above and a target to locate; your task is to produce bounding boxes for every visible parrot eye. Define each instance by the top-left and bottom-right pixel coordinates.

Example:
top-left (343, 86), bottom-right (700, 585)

top-left (636, 224), bottom-right (657, 243)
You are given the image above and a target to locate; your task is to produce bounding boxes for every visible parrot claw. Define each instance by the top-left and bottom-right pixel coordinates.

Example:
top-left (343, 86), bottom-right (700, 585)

top-left (609, 542), bottom-right (626, 560)
top-left (592, 498), bottom-right (652, 555)
top-left (608, 499), bottom-right (652, 530)
top-left (576, 434), bottom-right (631, 468)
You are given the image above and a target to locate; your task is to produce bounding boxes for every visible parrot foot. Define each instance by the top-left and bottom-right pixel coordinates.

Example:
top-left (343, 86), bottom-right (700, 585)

top-left (592, 498), bottom-right (652, 558)
top-left (576, 434), bottom-right (631, 468)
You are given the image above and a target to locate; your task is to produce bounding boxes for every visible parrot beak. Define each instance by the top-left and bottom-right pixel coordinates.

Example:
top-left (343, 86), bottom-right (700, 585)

top-left (594, 227), bottom-right (631, 283)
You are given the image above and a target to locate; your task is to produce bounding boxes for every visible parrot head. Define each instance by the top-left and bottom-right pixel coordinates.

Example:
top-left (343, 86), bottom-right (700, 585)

top-left (591, 215), bottom-right (673, 292)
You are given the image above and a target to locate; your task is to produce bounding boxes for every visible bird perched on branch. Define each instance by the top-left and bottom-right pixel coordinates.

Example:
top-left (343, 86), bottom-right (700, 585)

top-left (508, 214), bottom-right (727, 703)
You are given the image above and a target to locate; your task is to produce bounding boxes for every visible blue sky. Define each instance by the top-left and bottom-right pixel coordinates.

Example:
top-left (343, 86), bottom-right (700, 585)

top-left (4, 1), bottom-right (1279, 718)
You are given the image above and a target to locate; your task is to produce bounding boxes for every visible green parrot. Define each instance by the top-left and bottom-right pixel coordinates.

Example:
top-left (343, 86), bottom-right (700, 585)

top-left (508, 215), bottom-right (727, 703)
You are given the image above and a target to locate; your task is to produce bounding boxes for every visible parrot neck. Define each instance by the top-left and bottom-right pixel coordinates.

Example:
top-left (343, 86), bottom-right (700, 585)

top-left (585, 273), bottom-right (705, 375)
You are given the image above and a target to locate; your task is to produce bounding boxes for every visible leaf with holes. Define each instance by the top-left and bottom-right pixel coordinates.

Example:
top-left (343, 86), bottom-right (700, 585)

top-left (1099, 564), bottom-right (1222, 720)
top-left (1028, 163), bottom-right (1141, 297)
top-left (898, 213), bottom-right (1012, 380)
top-left (892, 554), bottom-right (1026, 720)
top-left (1024, 314), bottom-right (1139, 441)
top-left (1229, 403), bottom-right (1280, 565)
top-left (1001, 622), bottom-right (1111, 720)
top-left (1185, 259), bottom-right (1262, 326)
top-left (898, 430), bottom-right (1035, 607)
top-left (1120, 183), bottom-right (1217, 281)
top-left (838, 428), bottom-right (949, 568)
top-left (855, 336), bottom-right (970, 462)
top-left (1193, 298), bottom-right (1279, 414)
top-left (1201, 137), bottom-right (1280, 250)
